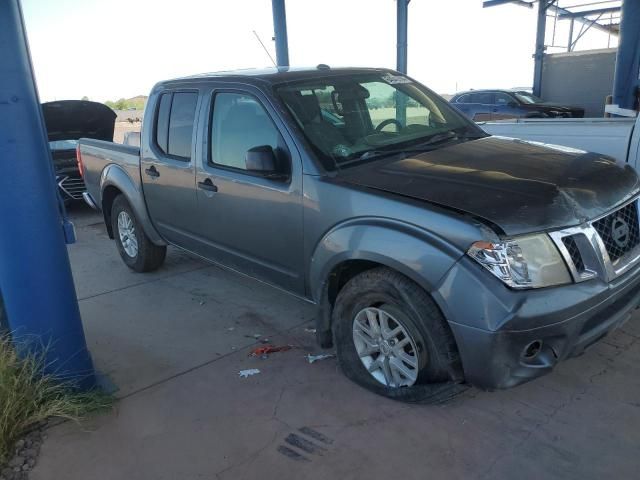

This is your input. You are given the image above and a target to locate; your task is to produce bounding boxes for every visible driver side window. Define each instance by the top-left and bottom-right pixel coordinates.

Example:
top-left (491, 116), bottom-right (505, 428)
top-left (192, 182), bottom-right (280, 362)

top-left (363, 81), bottom-right (432, 130)
top-left (495, 92), bottom-right (514, 105)
top-left (210, 92), bottom-right (282, 170)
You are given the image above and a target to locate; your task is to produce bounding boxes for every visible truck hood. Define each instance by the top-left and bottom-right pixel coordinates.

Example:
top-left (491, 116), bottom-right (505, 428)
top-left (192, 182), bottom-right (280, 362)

top-left (42, 100), bottom-right (116, 142)
top-left (336, 136), bottom-right (640, 236)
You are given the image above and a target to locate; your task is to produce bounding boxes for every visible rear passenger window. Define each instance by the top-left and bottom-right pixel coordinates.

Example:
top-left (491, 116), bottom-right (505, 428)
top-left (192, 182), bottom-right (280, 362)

top-left (473, 92), bottom-right (495, 104)
top-left (154, 91), bottom-right (198, 160)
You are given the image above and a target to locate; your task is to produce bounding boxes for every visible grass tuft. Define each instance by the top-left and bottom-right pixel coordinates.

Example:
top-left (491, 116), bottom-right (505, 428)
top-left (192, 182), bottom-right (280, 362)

top-left (0, 333), bottom-right (113, 465)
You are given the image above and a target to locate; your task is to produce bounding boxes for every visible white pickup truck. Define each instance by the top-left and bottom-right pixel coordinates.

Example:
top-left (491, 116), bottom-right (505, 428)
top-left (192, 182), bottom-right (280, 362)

top-left (482, 116), bottom-right (640, 169)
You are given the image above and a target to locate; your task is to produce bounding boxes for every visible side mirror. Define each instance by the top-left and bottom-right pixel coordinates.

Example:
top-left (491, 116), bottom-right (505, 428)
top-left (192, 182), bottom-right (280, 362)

top-left (508, 101), bottom-right (519, 107)
top-left (245, 145), bottom-right (286, 178)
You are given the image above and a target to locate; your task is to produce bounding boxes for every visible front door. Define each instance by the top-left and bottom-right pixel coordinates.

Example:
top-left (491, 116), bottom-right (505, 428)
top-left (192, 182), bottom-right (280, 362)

top-left (491, 92), bottom-right (519, 120)
top-left (140, 90), bottom-right (200, 249)
top-left (193, 89), bottom-right (304, 294)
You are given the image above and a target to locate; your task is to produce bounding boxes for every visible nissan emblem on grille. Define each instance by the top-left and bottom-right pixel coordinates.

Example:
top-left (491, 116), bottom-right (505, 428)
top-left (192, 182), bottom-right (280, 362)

top-left (612, 217), bottom-right (630, 248)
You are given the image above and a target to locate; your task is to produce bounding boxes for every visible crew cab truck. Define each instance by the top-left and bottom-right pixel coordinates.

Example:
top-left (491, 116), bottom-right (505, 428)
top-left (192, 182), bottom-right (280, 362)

top-left (78, 67), bottom-right (640, 401)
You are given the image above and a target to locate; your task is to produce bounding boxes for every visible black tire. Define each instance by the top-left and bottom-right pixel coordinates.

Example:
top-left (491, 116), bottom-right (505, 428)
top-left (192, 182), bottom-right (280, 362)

top-left (333, 267), bottom-right (464, 403)
top-left (111, 195), bottom-right (166, 272)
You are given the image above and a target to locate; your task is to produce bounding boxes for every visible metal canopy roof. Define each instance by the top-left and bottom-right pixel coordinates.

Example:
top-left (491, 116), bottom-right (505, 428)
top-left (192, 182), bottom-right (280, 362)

top-left (484, 1), bottom-right (622, 36)
top-left (556, 1), bottom-right (621, 34)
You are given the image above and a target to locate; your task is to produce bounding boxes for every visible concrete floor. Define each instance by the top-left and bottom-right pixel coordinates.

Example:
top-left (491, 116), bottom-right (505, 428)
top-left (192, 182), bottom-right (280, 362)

top-left (32, 205), bottom-right (640, 480)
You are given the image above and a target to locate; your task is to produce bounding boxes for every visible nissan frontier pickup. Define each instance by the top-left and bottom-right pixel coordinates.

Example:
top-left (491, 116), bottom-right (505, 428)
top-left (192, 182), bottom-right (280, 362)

top-left (78, 67), bottom-right (640, 400)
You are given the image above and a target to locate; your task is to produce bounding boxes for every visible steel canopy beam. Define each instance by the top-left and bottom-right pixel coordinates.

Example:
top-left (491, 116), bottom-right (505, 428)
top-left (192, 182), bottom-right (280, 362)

top-left (271, 0), bottom-right (289, 67)
top-left (483, 0), bottom-right (534, 7)
top-left (485, 0), bottom-right (618, 36)
top-left (0, 0), bottom-right (95, 388)
top-left (558, 6), bottom-right (621, 18)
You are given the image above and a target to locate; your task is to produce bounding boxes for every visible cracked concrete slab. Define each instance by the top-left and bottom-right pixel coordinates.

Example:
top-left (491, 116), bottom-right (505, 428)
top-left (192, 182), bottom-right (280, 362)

top-left (30, 206), bottom-right (640, 480)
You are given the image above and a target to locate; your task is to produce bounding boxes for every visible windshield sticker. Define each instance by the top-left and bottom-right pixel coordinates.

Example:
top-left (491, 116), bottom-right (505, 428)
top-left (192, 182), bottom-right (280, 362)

top-left (381, 74), bottom-right (412, 85)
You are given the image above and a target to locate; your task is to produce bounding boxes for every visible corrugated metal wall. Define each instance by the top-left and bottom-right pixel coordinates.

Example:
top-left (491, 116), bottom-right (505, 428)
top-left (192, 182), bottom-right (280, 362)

top-left (541, 48), bottom-right (617, 118)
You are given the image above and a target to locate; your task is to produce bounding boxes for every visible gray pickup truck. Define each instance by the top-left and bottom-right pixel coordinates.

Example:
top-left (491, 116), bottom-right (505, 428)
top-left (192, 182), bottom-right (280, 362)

top-left (78, 67), bottom-right (640, 401)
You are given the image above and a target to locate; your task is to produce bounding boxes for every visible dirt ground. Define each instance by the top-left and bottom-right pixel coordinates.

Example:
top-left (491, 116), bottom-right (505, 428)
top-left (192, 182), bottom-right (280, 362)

top-left (28, 205), bottom-right (640, 480)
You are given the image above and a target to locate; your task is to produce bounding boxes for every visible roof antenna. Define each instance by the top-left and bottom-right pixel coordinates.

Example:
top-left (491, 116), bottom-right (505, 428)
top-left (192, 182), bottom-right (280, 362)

top-left (252, 30), bottom-right (277, 68)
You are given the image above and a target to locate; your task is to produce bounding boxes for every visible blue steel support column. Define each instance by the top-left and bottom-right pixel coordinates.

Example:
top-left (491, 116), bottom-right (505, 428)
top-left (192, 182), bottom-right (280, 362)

top-left (612, 0), bottom-right (640, 115)
top-left (0, 0), bottom-right (95, 388)
top-left (396, 0), bottom-right (410, 127)
top-left (532, 0), bottom-right (549, 98)
top-left (272, 0), bottom-right (290, 67)
top-left (396, 0), bottom-right (409, 74)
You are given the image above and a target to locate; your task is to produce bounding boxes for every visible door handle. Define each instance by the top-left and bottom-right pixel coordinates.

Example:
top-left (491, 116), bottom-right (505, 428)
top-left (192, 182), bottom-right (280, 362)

top-left (197, 178), bottom-right (218, 192)
top-left (145, 166), bottom-right (160, 178)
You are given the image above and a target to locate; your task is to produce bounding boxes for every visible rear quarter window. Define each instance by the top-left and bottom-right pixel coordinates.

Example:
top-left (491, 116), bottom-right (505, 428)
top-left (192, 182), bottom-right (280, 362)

top-left (155, 93), bottom-right (172, 153)
top-left (154, 90), bottom-right (199, 160)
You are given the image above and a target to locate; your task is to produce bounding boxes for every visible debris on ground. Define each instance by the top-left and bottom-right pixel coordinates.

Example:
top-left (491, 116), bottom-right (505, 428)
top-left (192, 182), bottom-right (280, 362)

top-left (238, 369), bottom-right (261, 378)
top-left (304, 328), bottom-right (317, 334)
top-left (306, 353), bottom-right (335, 364)
top-left (249, 345), bottom-right (292, 357)
top-left (226, 327), bottom-right (235, 332)
top-left (1, 425), bottom-right (45, 480)
top-left (244, 333), bottom-right (263, 339)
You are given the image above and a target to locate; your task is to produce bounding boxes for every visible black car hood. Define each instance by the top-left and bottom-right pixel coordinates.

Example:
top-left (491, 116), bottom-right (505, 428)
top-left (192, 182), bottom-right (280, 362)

top-left (522, 103), bottom-right (583, 113)
top-left (336, 136), bottom-right (639, 236)
top-left (42, 100), bottom-right (116, 142)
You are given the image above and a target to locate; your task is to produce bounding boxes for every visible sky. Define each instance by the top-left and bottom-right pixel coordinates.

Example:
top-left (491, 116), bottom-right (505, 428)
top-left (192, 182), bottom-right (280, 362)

top-left (21, 0), bottom-right (619, 102)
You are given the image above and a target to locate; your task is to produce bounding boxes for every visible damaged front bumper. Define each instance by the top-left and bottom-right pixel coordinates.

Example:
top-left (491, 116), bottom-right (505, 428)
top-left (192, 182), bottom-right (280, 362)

top-left (435, 257), bottom-right (640, 390)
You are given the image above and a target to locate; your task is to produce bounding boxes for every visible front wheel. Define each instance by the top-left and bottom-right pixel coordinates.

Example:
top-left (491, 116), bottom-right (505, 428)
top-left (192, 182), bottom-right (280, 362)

top-left (333, 267), bottom-right (463, 402)
top-left (111, 195), bottom-right (166, 272)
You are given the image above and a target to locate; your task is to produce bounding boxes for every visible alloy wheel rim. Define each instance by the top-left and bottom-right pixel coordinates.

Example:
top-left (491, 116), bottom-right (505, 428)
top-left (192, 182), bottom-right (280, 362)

top-left (117, 211), bottom-right (138, 258)
top-left (352, 306), bottom-right (420, 388)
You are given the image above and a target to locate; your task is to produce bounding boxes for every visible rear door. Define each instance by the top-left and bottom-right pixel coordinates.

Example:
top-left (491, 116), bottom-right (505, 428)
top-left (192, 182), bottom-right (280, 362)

top-left (452, 93), bottom-right (473, 118)
top-left (192, 87), bottom-right (305, 294)
top-left (471, 92), bottom-right (495, 121)
top-left (141, 89), bottom-right (200, 248)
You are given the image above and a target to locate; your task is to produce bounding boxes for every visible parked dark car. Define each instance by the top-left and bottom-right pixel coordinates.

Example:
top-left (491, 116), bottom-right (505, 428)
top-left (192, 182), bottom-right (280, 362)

top-left (42, 100), bottom-right (116, 204)
top-left (449, 89), bottom-right (585, 121)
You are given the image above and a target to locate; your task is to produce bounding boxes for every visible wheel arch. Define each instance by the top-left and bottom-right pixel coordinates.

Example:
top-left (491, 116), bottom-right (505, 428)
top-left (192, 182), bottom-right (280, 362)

top-left (100, 164), bottom-right (166, 245)
top-left (309, 218), bottom-right (464, 345)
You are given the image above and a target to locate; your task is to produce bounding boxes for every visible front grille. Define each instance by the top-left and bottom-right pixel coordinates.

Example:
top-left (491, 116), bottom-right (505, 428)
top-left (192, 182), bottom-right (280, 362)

top-left (562, 235), bottom-right (585, 272)
top-left (58, 175), bottom-right (86, 200)
top-left (592, 201), bottom-right (640, 262)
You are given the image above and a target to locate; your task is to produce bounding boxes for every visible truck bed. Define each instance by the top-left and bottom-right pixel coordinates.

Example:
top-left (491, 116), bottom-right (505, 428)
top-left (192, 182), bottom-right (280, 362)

top-left (78, 138), bottom-right (141, 210)
top-left (480, 118), bottom-right (636, 163)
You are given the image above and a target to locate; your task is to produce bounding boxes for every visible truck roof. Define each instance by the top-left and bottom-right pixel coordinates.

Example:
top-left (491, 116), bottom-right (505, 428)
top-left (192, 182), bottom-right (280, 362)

top-left (160, 66), bottom-right (395, 88)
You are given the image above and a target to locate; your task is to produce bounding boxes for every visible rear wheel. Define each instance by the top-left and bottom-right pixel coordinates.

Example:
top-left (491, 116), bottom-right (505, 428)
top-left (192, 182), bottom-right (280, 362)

top-left (333, 267), bottom-right (463, 402)
top-left (111, 195), bottom-right (166, 272)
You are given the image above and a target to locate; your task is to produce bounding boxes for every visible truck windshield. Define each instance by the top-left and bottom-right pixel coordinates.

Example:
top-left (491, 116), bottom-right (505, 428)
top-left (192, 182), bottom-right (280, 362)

top-left (276, 72), bottom-right (481, 168)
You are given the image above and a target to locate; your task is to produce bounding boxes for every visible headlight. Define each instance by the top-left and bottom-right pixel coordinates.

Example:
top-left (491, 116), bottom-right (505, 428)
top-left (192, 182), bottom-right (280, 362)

top-left (467, 234), bottom-right (571, 289)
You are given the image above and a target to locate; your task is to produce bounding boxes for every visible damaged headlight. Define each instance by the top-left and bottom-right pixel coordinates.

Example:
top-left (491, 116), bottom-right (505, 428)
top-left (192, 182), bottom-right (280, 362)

top-left (467, 234), bottom-right (571, 289)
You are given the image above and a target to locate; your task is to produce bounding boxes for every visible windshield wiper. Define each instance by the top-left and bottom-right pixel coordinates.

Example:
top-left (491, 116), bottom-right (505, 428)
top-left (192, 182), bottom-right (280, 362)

top-left (354, 131), bottom-right (464, 163)
top-left (337, 128), bottom-right (486, 167)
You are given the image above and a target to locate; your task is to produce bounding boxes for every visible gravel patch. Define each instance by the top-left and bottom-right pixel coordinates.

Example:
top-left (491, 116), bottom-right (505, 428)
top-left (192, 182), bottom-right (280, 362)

top-left (0, 424), bottom-right (47, 480)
